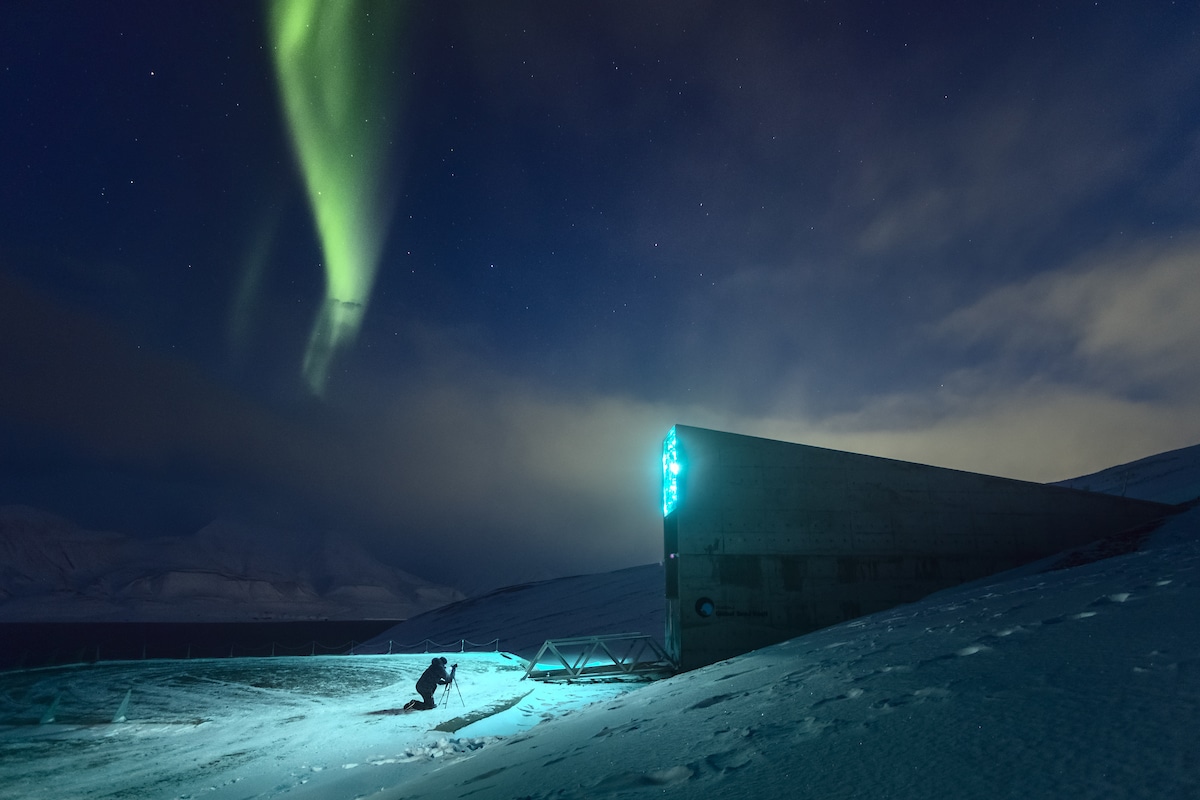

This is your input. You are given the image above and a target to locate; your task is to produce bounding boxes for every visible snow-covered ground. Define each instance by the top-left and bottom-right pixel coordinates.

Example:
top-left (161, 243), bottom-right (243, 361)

top-left (0, 653), bottom-right (636, 800)
top-left (1, 444), bottom-right (1198, 799)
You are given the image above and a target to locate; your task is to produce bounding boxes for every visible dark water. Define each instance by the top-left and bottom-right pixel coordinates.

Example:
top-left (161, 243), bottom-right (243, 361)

top-left (0, 621), bottom-right (402, 671)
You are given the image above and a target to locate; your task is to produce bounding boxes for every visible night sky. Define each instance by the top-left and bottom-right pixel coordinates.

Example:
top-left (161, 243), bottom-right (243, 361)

top-left (2, 1), bottom-right (1198, 592)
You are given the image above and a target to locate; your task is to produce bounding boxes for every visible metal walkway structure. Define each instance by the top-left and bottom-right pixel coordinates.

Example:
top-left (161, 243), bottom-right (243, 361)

top-left (523, 633), bottom-right (675, 681)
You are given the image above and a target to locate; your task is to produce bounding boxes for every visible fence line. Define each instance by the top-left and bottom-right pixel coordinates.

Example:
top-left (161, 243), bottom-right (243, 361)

top-left (350, 638), bottom-right (501, 656)
top-left (221, 637), bottom-right (501, 658)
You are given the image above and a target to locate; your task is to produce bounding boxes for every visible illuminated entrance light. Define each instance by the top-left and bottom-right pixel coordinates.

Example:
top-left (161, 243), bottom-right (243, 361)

top-left (662, 426), bottom-right (682, 516)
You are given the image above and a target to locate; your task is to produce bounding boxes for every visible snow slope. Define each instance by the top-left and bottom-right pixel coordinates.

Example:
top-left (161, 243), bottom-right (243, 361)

top-left (1, 444), bottom-right (1197, 799)
top-left (361, 563), bottom-right (665, 658)
top-left (1055, 442), bottom-right (1200, 504)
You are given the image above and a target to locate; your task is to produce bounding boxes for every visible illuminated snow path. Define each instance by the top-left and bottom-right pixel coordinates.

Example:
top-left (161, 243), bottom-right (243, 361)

top-left (0, 653), bottom-right (630, 799)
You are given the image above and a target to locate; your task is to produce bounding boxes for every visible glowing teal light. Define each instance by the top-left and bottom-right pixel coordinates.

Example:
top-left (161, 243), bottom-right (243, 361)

top-left (662, 426), bottom-right (682, 516)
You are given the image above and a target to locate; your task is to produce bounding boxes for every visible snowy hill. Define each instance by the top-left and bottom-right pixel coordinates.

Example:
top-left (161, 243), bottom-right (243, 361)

top-left (1054, 441), bottom-right (1200, 505)
top-left (0, 507), bottom-right (463, 621)
top-left (364, 563), bottom-right (665, 658)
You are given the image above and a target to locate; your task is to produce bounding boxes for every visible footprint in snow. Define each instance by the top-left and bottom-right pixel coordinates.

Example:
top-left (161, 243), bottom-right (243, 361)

top-left (871, 686), bottom-right (952, 711)
top-left (956, 644), bottom-right (992, 657)
top-left (461, 766), bottom-right (508, 786)
top-left (1088, 592), bottom-right (1132, 607)
top-left (591, 765), bottom-right (694, 793)
top-left (701, 748), bottom-right (754, 774)
top-left (811, 688), bottom-right (864, 709)
top-left (688, 693), bottom-right (738, 710)
top-left (592, 720), bottom-right (642, 739)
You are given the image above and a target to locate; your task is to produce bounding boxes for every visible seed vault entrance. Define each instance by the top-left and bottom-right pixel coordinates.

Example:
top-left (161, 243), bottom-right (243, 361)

top-left (663, 425), bottom-right (1175, 671)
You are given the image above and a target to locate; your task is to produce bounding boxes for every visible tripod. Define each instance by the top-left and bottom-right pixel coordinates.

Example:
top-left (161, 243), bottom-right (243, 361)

top-left (441, 664), bottom-right (464, 707)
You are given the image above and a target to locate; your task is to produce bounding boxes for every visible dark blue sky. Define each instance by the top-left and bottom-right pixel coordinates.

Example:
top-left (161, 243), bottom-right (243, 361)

top-left (2, 1), bottom-right (1199, 591)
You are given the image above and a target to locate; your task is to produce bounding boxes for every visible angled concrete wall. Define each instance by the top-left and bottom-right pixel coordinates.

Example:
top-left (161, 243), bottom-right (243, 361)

top-left (663, 425), bottom-right (1175, 671)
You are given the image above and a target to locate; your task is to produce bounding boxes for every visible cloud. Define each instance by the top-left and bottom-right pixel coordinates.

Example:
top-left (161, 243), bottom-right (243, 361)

top-left (720, 236), bottom-right (1200, 483)
top-left (332, 364), bottom-right (690, 589)
top-left (339, 278), bottom-right (1199, 591)
top-left (937, 236), bottom-right (1200, 393)
top-left (0, 269), bottom-right (387, 527)
top-left (0, 273), bottom-right (676, 590)
top-left (771, 379), bottom-right (1198, 484)
top-left (845, 18), bottom-right (1195, 259)
top-left (385, 233), bottom-right (1200, 584)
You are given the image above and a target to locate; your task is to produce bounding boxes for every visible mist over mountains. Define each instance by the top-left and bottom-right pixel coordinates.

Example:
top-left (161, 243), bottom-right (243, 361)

top-left (0, 506), bottom-right (462, 622)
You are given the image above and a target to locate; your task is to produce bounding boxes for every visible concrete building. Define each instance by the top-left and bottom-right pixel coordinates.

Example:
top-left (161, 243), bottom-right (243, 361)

top-left (663, 425), bottom-right (1176, 671)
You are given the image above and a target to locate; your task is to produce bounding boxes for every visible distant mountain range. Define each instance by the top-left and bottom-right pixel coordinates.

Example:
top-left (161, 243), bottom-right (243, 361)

top-left (0, 506), bottom-right (463, 622)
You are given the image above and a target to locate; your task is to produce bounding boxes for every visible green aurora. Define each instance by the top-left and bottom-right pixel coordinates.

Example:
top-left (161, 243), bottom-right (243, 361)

top-left (268, 0), bottom-right (404, 395)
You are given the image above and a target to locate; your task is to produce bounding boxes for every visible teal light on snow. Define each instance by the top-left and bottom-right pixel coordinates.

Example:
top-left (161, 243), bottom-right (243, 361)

top-left (662, 426), bottom-right (682, 516)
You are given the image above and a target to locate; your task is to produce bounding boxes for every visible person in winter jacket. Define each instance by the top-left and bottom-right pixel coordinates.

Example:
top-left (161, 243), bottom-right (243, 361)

top-left (404, 656), bottom-right (455, 710)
